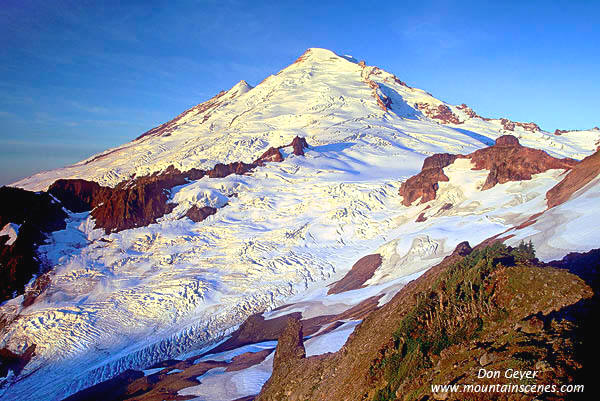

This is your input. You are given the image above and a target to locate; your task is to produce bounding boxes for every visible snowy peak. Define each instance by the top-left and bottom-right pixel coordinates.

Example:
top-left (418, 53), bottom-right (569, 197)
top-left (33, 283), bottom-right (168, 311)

top-left (225, 79), bottom-right (253, 98)
top-left (135, 78), bottom-right (252, 141)
top-left (292, 47), bottom-right (350, 64)
top-left (10, 47), bottom-right (600, 192)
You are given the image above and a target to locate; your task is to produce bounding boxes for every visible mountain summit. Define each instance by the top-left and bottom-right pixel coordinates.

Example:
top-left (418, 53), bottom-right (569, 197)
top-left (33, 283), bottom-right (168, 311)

top-left (12, 48), bottom-right (598, 192)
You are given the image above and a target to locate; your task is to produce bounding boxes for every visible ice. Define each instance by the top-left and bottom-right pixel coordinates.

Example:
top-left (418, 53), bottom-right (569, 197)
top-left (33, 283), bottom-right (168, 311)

top-left (505, 173), bottom-right (600, 261)
top-left (304, 320), bottom-right (361, 356)
top-left (194, 341), bottom-right (277, 364)
top-left (142, 367), bottom-right (164, 376)
top-left (178, 360), bottom-right (272, 401)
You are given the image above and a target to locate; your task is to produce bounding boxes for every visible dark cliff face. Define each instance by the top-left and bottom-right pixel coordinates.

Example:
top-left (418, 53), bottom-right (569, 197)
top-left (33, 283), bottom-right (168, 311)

top-left (91, 167), bottom-right (193, 233)
top-left (48, 179), bottom-right (105, 213)
top-left (0, 186), bottom-right (68, 302)
top-left (399, 136), bottom-right (578, 206)
top-left (0, 344), bottom-right (36, 378)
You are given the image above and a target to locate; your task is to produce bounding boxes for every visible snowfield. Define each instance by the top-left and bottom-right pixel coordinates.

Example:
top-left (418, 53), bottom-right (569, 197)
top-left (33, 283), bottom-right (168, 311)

top-left (1, 48), bottom-right (599, 400)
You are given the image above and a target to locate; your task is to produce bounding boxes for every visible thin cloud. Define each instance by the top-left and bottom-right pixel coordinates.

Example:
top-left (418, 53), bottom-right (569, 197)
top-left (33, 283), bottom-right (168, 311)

top-left (70, 101), bottom-right (109, 114)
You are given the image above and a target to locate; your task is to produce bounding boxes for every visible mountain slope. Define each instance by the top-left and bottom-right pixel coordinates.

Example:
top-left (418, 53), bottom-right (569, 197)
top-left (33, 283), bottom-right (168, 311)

top-left (1, 48), bottom-right (599, 401)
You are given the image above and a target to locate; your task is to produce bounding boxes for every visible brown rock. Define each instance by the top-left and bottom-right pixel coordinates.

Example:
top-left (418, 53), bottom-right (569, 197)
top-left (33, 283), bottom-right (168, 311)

top-left (255, 241), bottom-right (594, 400)
top-left (398, 136), bottom-right (577, 205)
top-left (47, 137), bottom-right (311, 234)
top-left (515, 316), bottom-right (544, 334)
top-left (415, 103), bottom-right (462, 124)
top-left (202, 312), bottom-right (303, 356)
top-left (289, 136), bottom-right (309, 156)
top-left (500, 118), bottom-right (540, 132)
top-left (500, 118), bottom-right (516, 131)
top-left (272, 317), bottom-right (305, 374)
top-left (456, 103), bottom-right (478, 118)
top-left (494, 134), bottom-right (520, 147)
top-left (327, 254), bottom-right (382, 295)
top-left (0, 344), bottom-right (36, 377)
top-left (453, 241), bottom-right (472, 257)
top-left (469, 135), bottom-right (576, 190)
top-left (546, 149), bottom-right (600, 208)
top-left (0, 186), bottom-right (68, 301)
top-left (254, 147), bottom-right (283, 164)
top-left (48, 179), bottom-right (105, 213)
top-left (208, 162), bottom-right (255, 178)
top-left (184, 205), bottom-right (217, 222)
top-left (398, 154), bottom-right (458, 206)
top-left (439, 203), bottom-right (453, 211)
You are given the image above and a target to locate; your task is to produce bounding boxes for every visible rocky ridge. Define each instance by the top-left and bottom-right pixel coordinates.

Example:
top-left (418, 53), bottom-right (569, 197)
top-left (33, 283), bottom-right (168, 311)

top-left (0, 187), bottom-right (67, 302)
top-left (399, 135), bottom-right (577, 206)
top-left (48, 136), bottom-right (310, 233)
top-left (256, 242), bottom-right (597, 401)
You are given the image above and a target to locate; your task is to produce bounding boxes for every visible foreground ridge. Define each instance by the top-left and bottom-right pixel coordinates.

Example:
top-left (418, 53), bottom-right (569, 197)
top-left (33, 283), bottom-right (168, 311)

top-left (256, 242), bottom-right (596, 401)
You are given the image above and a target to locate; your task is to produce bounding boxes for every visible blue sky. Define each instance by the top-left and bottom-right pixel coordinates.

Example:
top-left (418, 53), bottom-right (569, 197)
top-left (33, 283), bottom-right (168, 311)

top-left (1, 0), bottom-right (598, 186)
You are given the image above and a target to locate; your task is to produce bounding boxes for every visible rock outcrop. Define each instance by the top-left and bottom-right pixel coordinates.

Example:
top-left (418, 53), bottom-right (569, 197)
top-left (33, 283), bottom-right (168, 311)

top-left (200, 312), bottom-right (303, 356)
top-left (290, 136), bottom-right (309, 156)
top-left (0, 186), bottom-right (68, 302)
top-left (470, 135), bottom-right (577, 190)
top-left (398, 153), bottom-right (458, 206)
top-left (359, 64), bottom-right (393, 112)
top-left (328, 254), bottom-right (382, 295)
top-left (399, 135), bottom-right (577, 205)
top-left (271, 318), bottom-right (306, 374)
top-left (49, 137), bottom-right (311, 233)
top-left (48, 179), bottom-right (104, 213)
top-left (255, 147), bottom-right (284, 164)
top-left (546, 149), bottom-right (600, 208)
top-left (0, 344), bottom-right (36, 378)
top-left (184, 205), bottom-right (218, 223)
top-left (452, 240), bottom-right (472, 256)
top-left (415, 103), bottom-right (462, 124)
top-left (500, 118), bottom-right (540, 132)
top-left (455, 103), bottom-right (479, 118)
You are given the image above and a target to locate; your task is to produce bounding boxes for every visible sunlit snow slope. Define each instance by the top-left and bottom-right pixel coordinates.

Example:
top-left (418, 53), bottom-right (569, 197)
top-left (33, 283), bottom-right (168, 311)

top-left (2, 48), bottom-right (599, 401)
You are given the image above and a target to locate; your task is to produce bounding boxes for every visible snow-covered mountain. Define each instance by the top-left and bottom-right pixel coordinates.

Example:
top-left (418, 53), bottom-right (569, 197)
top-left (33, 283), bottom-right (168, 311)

top-left (13, 48), bottom-right (598, 192)
top-left (1, 48), bottom-right (599, 401)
